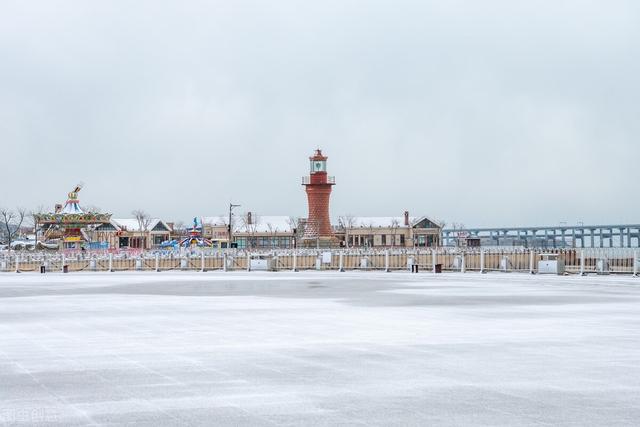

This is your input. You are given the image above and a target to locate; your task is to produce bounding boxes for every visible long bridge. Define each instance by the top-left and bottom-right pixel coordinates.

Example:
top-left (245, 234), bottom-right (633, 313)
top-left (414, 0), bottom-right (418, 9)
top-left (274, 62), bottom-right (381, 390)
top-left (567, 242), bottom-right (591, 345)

top-left (442, 224), bottom-right (640, 248)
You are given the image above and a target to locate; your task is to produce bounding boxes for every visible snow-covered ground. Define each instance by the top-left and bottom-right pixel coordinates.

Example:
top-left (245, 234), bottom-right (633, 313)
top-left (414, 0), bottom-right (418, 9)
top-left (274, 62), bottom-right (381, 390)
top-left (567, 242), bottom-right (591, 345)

top-left (1, 271), bottom-right (639, 426)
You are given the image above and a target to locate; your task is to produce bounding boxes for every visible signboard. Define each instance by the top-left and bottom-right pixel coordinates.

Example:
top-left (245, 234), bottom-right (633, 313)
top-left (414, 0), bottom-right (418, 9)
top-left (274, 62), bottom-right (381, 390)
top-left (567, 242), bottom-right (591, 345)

top-left (322, 252), bottom-right (332, 264)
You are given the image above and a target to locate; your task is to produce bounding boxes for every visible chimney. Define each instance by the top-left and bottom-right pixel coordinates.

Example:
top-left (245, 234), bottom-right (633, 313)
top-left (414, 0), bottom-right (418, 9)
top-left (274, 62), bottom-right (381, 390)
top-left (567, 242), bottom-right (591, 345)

top-left (247, 212), bottom-right (252, 225)
top-left (404, 211), bottom-right (410, 226)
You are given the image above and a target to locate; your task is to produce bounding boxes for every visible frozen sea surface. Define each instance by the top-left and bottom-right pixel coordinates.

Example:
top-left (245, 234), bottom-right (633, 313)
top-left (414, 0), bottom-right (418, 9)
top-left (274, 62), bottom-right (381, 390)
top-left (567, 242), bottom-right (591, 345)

top-left (0, 271), bottom-right (639, 426)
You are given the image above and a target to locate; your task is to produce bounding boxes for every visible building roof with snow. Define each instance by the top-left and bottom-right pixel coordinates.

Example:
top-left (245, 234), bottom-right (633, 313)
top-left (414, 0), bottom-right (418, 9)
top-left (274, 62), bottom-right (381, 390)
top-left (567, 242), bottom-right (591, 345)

top-left (338, 216), bottom-right (441, 229)
top-left (201, 215), bottom-right (298, 234)
top-left (235, 215), bottom-right (297, 234)
top-left (103, 218), bottom-right (172, 233)
top-left (201, 216), bottom-right (228, 227)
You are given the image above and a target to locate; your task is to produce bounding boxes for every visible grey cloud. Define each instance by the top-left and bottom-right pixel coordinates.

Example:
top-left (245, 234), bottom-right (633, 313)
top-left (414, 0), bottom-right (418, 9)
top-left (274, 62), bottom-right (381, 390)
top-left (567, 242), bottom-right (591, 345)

top-left (1, 0), bottom-right (638, 226)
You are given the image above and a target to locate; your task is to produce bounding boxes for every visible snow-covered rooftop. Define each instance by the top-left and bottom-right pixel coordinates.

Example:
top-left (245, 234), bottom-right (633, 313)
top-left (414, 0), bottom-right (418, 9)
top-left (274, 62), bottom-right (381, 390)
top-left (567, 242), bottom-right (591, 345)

top-left (110, 218), bottom-right (170, 232)
top-left (202, 215), bottom-right (296, 233)
top-left (339, 216), bottom-right (415, 228)
top-left (338, 216), bottom-right (441, 229)
top-left (236, 215), bottom-right (296, 233)
top-left (201, 216), bottom-right (227, 227)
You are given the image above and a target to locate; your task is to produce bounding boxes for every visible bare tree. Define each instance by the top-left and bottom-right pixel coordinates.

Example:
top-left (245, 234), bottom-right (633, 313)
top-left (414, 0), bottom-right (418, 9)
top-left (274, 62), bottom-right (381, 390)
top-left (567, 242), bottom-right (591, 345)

top-left (286, 216), bottom-right (298, 248)
top-left (266, 222), bottom-right (278, 248)
top-left (240, 213), bottom-right (260, 249)
top-left (390, 218), bottom-right (400, 247)
top-left (29, 205), bottom-right (46, 247)
top-left (339, 214), bottom-right (356, 248)
top-left (450, 222), bottom-right (467, 247)
top-left (249, 214), bottom-right (260, 248)
top-left (132, 210), bottom-right (153, 249)
top-left (366, 221), bottom-right (375, 248)
top-left (172, 221), bottom-right (186, 240)
top-left (217, 215), bottom-right (229, 228)
top-left (286, 216), bottom-right (297, 232)
top-left (0, 207), bottom-right (26, 250)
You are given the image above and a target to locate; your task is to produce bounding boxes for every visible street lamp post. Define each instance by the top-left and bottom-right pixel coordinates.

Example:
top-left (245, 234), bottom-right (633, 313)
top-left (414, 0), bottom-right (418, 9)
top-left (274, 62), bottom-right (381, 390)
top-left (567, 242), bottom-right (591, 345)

top-left (228, 203), bottom-right (240, 248)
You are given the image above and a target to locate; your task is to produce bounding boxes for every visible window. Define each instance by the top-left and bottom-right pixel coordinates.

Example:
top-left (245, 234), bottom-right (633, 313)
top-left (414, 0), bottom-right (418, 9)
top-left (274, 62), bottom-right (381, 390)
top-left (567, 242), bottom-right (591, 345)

top-left (310, 160), bottom-right (326, 173)
top-left (427, 235), bottom-right (435, 247)
top-left (279, 237), bottom-right (290, 248)
top-left (400, 235), bottom-right (405, 245)
top-left (381, 235), bottom-right (386, 246)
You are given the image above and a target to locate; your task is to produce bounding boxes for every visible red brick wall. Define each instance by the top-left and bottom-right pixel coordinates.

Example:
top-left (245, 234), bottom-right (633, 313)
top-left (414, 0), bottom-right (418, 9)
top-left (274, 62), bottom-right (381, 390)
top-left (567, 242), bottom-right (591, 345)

top-left (304, 184), bottom-right (334, 237)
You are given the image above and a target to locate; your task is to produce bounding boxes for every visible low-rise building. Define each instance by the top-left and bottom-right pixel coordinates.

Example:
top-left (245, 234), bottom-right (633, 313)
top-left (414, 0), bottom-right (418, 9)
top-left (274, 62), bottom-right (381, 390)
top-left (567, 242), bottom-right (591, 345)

top-left (234, 214), bottom-right (297, 249)
top-left (93, 218), bottom-right (172, 249)
top-left (201, 217), bottom-right (230, 248)
top-left (338, 212), bottom-right (442, 248)
top-left (202, 213), bottom-right (297, 249)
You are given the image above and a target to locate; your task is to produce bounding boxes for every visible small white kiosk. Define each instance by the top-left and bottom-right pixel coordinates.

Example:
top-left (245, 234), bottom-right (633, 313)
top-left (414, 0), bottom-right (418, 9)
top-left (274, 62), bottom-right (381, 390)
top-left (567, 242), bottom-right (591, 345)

top-left (538, 253), bottom-right (565, 275)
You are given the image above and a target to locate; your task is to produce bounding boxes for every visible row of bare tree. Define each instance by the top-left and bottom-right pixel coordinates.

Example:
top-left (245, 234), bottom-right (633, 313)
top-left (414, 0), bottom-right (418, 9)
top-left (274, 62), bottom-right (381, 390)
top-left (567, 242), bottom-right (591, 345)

top-left (0, 207), bottom-right (26, 249)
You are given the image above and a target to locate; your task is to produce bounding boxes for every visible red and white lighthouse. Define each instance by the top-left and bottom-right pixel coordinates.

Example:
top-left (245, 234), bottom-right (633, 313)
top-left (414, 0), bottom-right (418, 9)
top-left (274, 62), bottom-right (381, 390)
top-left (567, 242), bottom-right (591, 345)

top-left (302, 149), bottom-right (337, 246)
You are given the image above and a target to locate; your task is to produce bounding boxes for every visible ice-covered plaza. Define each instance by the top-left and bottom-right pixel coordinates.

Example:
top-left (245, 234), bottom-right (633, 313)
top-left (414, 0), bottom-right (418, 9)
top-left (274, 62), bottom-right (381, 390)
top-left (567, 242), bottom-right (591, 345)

top-left (1, 271), bottom-right (639, 426)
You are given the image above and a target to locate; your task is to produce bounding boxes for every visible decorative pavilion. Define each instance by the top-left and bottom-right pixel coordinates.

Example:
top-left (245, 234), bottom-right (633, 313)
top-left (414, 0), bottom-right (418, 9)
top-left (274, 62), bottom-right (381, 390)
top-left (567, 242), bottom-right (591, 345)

top-left (35, 184), bottom-right (111, 250)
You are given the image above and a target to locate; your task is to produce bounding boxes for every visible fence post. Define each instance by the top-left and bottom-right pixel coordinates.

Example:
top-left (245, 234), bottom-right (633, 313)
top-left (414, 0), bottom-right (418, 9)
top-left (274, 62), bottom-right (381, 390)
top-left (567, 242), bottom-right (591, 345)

top-left (292, 251), bottom-right (297, 272)
top-left (108, 253), bottom-right (113, 272)
top-left (223, 252), bottom-right (228, 272)
top-left (634, 250), bottom-right (638, 277)
top-left (480, 250), bottom-right (485, 274)
top-left (461, 252), bottom-right (466, 274)
top-left (155, 253), bottom-right (160, 272)
top-left (530, 250), bottom-right (536, 274)
top-left (200, 252), bottom-right (205, 272)
top-left (580, 250), bottom-right (585, 276)
top-left (61, 254), bottom-right (65, 273)
top-left (432, 250), bottom-right (436, 273)
top-left (246, 252), bottom-right (251, 272)
top-left (338, 251), bottom-right (344, 272)
top-left (15, 255), bottom-right (19, 273)
top-left (385, 250), bottom-right (390, 272)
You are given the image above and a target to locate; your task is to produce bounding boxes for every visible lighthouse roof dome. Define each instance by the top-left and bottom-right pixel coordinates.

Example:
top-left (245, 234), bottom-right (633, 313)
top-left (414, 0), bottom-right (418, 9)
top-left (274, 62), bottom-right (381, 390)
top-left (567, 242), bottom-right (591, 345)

top-left (309, 149), bottom-right (327, 161)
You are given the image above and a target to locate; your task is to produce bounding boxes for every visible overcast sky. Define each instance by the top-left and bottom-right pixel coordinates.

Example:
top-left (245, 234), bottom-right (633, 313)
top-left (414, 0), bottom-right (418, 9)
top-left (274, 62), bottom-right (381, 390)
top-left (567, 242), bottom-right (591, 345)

top-left (1, 1), bottom-right (638, 227)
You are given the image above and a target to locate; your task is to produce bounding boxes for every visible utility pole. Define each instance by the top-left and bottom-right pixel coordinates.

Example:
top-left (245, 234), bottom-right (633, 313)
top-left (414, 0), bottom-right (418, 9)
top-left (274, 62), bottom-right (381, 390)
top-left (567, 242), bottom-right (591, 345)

top-left (228, 203), bottom-right (240, 248)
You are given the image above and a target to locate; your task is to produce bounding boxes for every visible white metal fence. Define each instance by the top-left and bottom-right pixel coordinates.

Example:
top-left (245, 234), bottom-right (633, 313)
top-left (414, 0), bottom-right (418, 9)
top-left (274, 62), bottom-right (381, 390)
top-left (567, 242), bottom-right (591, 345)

top-left (1, 248), bottom-right (638, 275)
